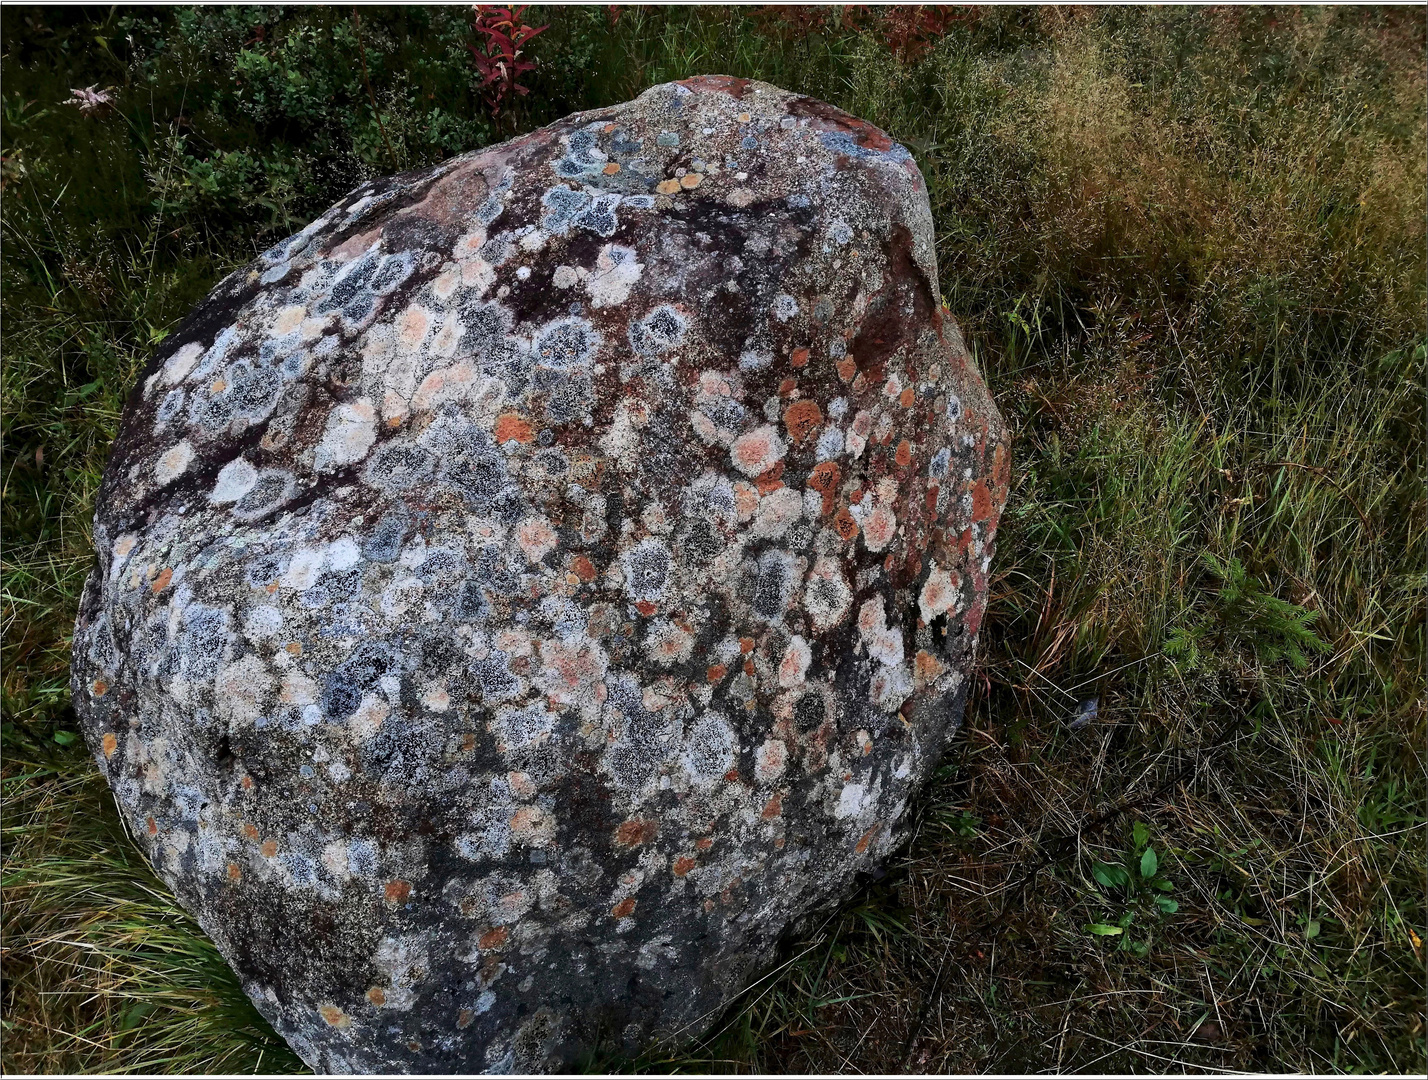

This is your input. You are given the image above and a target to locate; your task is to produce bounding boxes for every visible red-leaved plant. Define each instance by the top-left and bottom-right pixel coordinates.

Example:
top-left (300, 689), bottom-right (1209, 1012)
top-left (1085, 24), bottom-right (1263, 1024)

top-left (467, 5), bottom-right (548, 122)
top-left (751, 4), bottom-right (980, 62)
top-left (880, 5), bottom-right (980, 62)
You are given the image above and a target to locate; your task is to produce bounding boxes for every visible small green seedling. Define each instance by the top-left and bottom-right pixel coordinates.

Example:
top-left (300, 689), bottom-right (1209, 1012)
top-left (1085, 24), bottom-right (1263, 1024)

top-left (1085, 821), bottom-right (1178, 952)
top-left (951, 810), bottom-right (982, 838)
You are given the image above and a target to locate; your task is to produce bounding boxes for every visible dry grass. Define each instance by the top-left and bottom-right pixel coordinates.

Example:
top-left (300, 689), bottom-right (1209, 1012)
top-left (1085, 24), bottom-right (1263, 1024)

top-left (3, 767), bottom-right (303, 1074)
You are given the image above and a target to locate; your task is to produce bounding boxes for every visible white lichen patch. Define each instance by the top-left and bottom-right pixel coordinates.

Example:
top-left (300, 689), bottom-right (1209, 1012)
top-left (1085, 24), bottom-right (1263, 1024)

top-left (154, 440), bottom-right (194, 485)
top-left (584, 244), bottom-right (644, 309)
top-left (324, 399), bottom-right (379, 466)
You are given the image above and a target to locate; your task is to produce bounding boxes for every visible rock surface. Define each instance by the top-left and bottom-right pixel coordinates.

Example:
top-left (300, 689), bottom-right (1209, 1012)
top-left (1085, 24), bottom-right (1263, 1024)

top-left (71, 76), bottom-right (1008, 1073)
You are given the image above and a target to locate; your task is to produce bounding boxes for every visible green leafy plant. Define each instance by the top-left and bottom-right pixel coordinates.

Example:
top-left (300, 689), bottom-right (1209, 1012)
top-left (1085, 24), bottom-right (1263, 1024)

top-left (1086, 822), bottom-right (1179, 954)
top-left (951, 810), bottom-right (983, 838)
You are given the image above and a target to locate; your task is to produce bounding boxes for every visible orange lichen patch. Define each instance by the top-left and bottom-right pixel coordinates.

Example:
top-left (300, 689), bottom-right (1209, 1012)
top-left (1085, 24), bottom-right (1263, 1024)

top-left (742, 658), bottom-right (756, 677)
top-left (778, 377), bottom-right (797, 398)
top-left (508, 805), bottom-right (544, 839)
top-left (833, 508), bottom-right (860, 541)
top-left (462, 732), bottom-right (477, 752)
top-left (602, 122), bottom-right (617, 133)
top-left (679, 173), bottom-right (702, 190)
top-left (707, 663), bottom-right (728, 683)
top-left (611, 897), bottom-right (637, 919)
top-left (854, 824), bottom-right (881, 855)
top-left (672, 855), bottom-right (697, 877)
top-left (739, 637), bottom-right (755, 654)
top-left (972, 479), bottom-right (993, 522)
top-left (724, 767), bottom-right (742, 783)
top-left (655, 179), bottom-right (682, 195)
top-left (895, 439), bottom-right (913, 467)
top-left (387, 415), bottom-right (403, 430)
top-left (914, 649), bottom-right (948, 684)
top-left (755, 463), bottom-right (785, 496)
top-left (151, 566), bottom-right (173, 593)
top-left (790, 347), bottom-right (810, 368)
top-left (761, 793), bottom-right (783, 820)
top-left (808, 461), bottom-right (842, 516)
top-left (331, 222), bottom-right (384, 260)
top-left (478, 926), bottom-right (509, 951)
top-left (319, 1004), bottom-right (351, 1028)
top-left (602, 162), bottom-right (621, 175)
top-left (696, 837), bottom-right (715, 851)
top-left (732, 480), bottom-right (760, 521)
top-left (862, 504), bottom-right (896, 550)
top-left (146, 816), bottom-right (158, 836)
top-left (615, 819), bottom-right (659, 848)
top-left (457, 1008), bottom-right (475, 1029)
top-left (494, 413), bottom-right (535, 445)
top-left (101, 732), bottom-right (118, 758)
top-left (384, 879), bottom-right (412, 904)
top-left (242, 823), bottom-right (260, 840)
top-left (210, 378), bottom-right (228, 395)
top-left (285, 642), bottom-right (303, 656)
top-left (925, 485), bottom-right (940, 513)
top-left (508, 771), bottom-right (537, 799)
top-left (92, 679), bottom-right (108, 698)
top-left (836, 357), bottom-right (857, 382)
top-left (227, 862), bottom-right (242, 882)
top-left (240, 774), bottom-right (255, 791)
top-left (367, 987), bottom-right (387, 1007)
top-left (899, 386), bottom-right (916, 409)
top-left (679, 73), bottom-right (753, 97)
top-left (733, 427), bottom-right (785, 476)
top-left (571, 554), bottom-right (597, 582)
top-left (635, 600), bottom-right (657, 617)
top-left (260, 839), bottom-right (278, 858)
top-left (396, 305), bottom-right (432, 348)
top-left (834, 112), bottom-right (894, 152)
top-left (783, 399), bottom-right (824, 444)
top-left (993, 442), bottom-right (1011, 490)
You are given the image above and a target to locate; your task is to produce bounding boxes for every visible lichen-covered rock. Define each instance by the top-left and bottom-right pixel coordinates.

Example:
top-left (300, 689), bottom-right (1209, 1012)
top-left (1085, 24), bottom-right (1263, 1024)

top-left (71, 76), bottom-right (1008, 1073)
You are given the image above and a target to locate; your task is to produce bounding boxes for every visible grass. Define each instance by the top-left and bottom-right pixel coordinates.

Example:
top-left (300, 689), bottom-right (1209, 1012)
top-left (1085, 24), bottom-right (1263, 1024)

top-left (3, 5), bottom-right (1424, 1074)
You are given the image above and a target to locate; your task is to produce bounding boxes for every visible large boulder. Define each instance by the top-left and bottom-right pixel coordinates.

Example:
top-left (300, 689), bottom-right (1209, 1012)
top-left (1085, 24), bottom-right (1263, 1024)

top-left (71, 77), bottom-right (1008, 1072)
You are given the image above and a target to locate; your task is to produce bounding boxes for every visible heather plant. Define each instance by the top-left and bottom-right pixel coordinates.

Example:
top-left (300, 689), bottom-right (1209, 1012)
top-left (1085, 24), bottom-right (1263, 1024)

top-left (3, 5), bottom-right (1423, 1074)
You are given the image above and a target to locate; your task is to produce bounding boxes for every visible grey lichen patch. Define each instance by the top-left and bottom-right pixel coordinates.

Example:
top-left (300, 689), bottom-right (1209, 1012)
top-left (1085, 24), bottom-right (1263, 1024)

top-left (73, 75), bottom-right (1009, 1075)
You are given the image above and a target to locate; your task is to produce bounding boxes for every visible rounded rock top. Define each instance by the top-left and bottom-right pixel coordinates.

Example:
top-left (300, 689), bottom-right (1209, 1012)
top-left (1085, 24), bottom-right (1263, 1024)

top-left (72, 76), bottom-right (1008, 1074)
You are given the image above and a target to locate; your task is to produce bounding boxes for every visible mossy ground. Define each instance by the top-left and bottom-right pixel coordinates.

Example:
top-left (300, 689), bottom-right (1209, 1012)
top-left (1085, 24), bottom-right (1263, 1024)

top-left (3, 6), bottom-right (1423, 1073)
